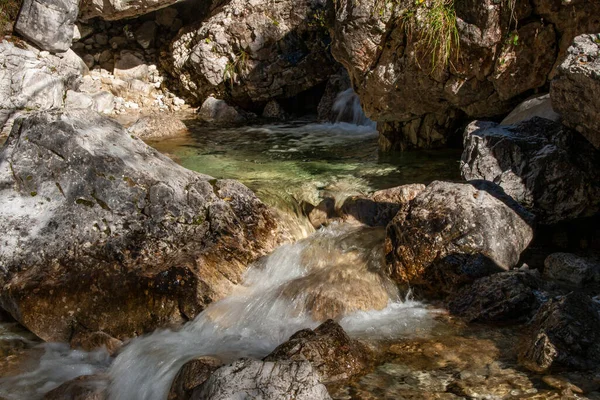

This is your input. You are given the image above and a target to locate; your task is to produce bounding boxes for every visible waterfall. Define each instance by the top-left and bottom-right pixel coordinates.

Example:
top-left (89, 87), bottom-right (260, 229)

top-left (331, 89), bottom-right (375, 127)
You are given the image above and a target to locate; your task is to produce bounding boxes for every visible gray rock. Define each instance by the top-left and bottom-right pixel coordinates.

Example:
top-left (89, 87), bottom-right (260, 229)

top-left (15, 0), bottom-right (79, 53)
top-left (0, 109), bottom-right (280, 342)
top-left (135, 21), bottom-right (157, 50)
top-left (91, 91), bottom-right (115, 114)
top-left (519, 293), bottom-right (600, 373)
top-left (114, 52), bottom-right (148, 81)
top-left (385, 181), bottom-right (534, 296)
top-left (500, 94), bottom-right (560, 125)
top-left (544, 253), bottom-right (600, 287)
top-left (551, 33), bottom-right (600, 149)
top-left (79, 0), bottom-right (178, 20)
top-left (461, 117), bottom-right (600, 224)
top-left (198, 96), bottom-right (245, 125)
top-left (191, 359), bottom-right (331, 400)
top-left (65, 90), bottom-right (95, 110)
top-left (127, 113), bottom-right (188, 140)
top-left (156, 7), bottom-right (179, 27)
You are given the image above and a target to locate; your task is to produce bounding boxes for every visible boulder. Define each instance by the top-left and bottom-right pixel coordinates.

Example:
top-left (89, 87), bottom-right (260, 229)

top-left (385, 181), bottom-right (534, 296)
top-left (265, 320), bottom-right (372, 384)
top-left (543, 253), bottom-right (600, 287)
top-left (262, 100), bottom-right (287, 120)
top-left (461, 117), bottom-right (600, 224)
top-left (127, 113), bottom-right (189, 140)
top-left (0, 109), bottom-right (280, 343)
top-left (519, 293), bottom-right (600, 373)
top-left (449, 270), bottom-right (542, 322)
top-left (191, 359), bottom-right (331, 400)
top-left (551, 33), bottom-right (600, 149)
top-left (169, 357), bottom-right (223, 400)
top-left (15, 0), bottom-right (79, 53)
top-left (330, 0), bottom-right (600, 150)
top-left (500, 94), bottom-right (559, 125)
top-left (0, 41), bottom-right (87, 134)
top-left (197, 96), bottom-right (245, 125)
top-left (166, 0), bottom-right (337, 107)
top-left (79, 0), bottom-right (178, 21)
top-left (113, 52), bottom-right (149, 82)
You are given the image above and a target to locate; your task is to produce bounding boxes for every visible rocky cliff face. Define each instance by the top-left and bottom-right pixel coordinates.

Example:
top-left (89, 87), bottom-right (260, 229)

top-left (330, 0), bottom-right (600, 150)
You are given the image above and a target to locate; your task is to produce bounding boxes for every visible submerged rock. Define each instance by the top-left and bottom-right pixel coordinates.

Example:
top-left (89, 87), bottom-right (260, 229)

top-left (197, 97), bottom-right (246, 125)
top-left (519, 292), bottom-right (600, 373)
top-left (461, 117), bottom-right (600, 224)
top-left (169, 357), bottom-right (223, 400)
top-left (449, 271), bottom-right (542, 323)
top-left (43, 374), bottom-right (107, 400)
top-left (265, 320), bottom-right (372, 384)
top-left (0, 109), bottom-right (280, 343)
top-left (551, 33), bottom-right (600, 149)
top-left (385, 181), bottom-right (534, 296)
top-left (191, 358), bottom-right (331, 400)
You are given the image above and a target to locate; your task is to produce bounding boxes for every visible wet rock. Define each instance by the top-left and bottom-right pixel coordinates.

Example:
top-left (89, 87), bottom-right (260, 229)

top-left (341, 184), bottom-right (426, 227)
top-left (551, 33), bottom-right (600, 149)
top-left (385, 181), bottom-right (534, 296)
top-left (308, 197), bottom-right (335, 229)
top-left (265, 320), bottom-right (372, 384)
top-left (127, 113), bottom-right (188, 140)
top-left (43, 374), bottom-right (107, 400)
top-left (70, 331), bottom-right (123, 355)
top-left (169, 357), bottom-right (223, 400)
top-left (461, 117), bottom-right (600, 224)
top-left (191, 358), bottom-right (331, 400)
top-left (500, 94), bottom-right (559, 125)
top-left (167, 0), bottom-right (337, 107)
top-left (0, 109), bottom-right (280, 342)
top-left (198, 96), bottom-right (245, 125)
top-left (15, 0), bottom-right (79, 53)
top-left (449, 271), bottom-right (542, 322)
top-left (519, 292), bottom-right (600, 373)
top-left (543, 253), bottom-right (600, 287)
top-left (262, 100), bottom-right (287, 120)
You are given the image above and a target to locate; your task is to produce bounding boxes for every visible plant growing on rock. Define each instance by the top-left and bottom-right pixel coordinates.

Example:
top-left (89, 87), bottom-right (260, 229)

top-left (0, 0), bottom-right (22, 35)
top-left (223, 49), bottom-right (251, 86)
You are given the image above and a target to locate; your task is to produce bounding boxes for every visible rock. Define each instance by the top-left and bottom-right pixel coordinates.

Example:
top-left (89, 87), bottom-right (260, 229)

top-left (82, 54), bottom-right (95, 69)
top-left (108, 36), bottom-right (128, 50)
top-left (191, 359), bottom-right (331, 400)
top-left (317, 71), bottom-right (351, 122)
top-left (127, 113), bottom-right (188, 140)
top-left (70, 331), bottom-right (123, 355)
top-left (262, 100), bottom-right (287, 120)
top-left (330, 0), bottom-right (600, 150)
top-left (0, 109), bottom-right (280, 342)
top-left (94, 33), bottom-right (108, 46)
top-left (167, 0), bottom-right (337, 107)
top-left (519, 293), bottom-right (600, 373)
top-left (43, 374), bottom-right (107, 400)
top-left (135, 21), bottom-right (157, 50)
top-left (0, 41), bottom-right (87, 133)
top-left (169, 357), bottom-right (223, 400)
top-left (340, 184), bottom-right (426, 227)
top-left (500, 94), bottom-right (560, 125)
top-left (156, 7), bottom-right (179, 28)
top-left (551, 33), bottom-right (600, 149)
top-left (15, 0), bottom-right (79, 53)
top-left (114, 53), bottom-right (149, 81)
top-left (543, 253), bottom-right (600, 287)
top-left (385, 181), bottom-right (534, 296)
top-left (449, 271), bottom-right (542, 322)
top-left (79, 0), bottom-right (179, 20)
top-left (91, 91), bottom-right (115, 114)
top-left (265, 320), bottom-right (372, 384)
top-left (198, 96), bottom-right (245, 125)
top-left (308, 197), bottom-right (335, 229)
top-left (74, 23), bottom-right (94, 42)
top-left (65, 90), bottom-right (95, 110)
top-left (460, 117), bottom-right (600, 224)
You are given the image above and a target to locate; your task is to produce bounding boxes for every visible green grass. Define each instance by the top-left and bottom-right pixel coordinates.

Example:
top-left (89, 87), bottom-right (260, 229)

top-left (223, 49), bottom-right (250, 86)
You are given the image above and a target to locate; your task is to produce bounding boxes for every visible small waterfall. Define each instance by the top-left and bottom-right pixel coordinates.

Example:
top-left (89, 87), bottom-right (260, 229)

top-left (331, 89), bottom-right (375, 127)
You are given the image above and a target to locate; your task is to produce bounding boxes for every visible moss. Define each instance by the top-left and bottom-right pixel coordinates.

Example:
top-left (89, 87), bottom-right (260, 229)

top-left (30, 191), bottom-right (37, 197)
top-left (76, 198), bottom-right (95, 208)
top-left (26, 175), bottom-right (33, 181)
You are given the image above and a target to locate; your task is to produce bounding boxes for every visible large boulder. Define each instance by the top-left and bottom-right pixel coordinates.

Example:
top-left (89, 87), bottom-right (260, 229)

top-left (166, 0), bottom-right (337, 108)
top-left (15, 0), bottom-right (79, 53)
top-left (0, 109), bottom-right (280, 343)
top-left (519, 292), bottom-right (600, 373)
top-left (191, 358), bottom-right (331, 400)
top-left (0, 40), bottom-right (87, 135)
top-left (385, 181), bottom-right (534, 296)
top-left (460, 118), bottom-right (600, 224)
top-left (551, 33), bottom-right (600, 149)
top-left (330, 0), bottom-right (600, 150)
top-left (265, 320), bottom-right (372, 384)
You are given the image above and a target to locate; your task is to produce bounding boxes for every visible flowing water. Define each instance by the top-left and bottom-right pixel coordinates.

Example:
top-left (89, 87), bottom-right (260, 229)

top-left (0, 115), bottom-right (468, 399)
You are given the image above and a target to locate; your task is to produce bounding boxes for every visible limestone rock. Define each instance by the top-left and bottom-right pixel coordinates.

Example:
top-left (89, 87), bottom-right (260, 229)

top-left (449, 271), bottom-right (542, 322)
top-left (543, 253), bottom-right (600, 287)
top-left (169, 357), bottom-right (223, 400)
top-left (114, 53), bottom-right (149, 82)
top-left (198, 97), bottom-right (245, 125)
top-left (166, 0), bottom-right (337, 107)
top-left (15, 0), bottom-right (79, 53)
top-left (385, 181), bottom-right (534, 296)
top-left (519, 293), bottom-right (600, 373)
top-left (265, 320), bottom-right (372, 384)
top-left (127, 113), bottom-right (188, 140)
top-left (551, 33), bottom-right (600, 149)
top-left (0, 109), bottom-right (280, 342)
top-left (80, 0), bottom-right (178, 21)
top-left (191, 359), bottom-right (331, 400)
top-left (461, 117), bottom-right (600, 224)
top-left (500, 94), bottom-right (559, 125)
